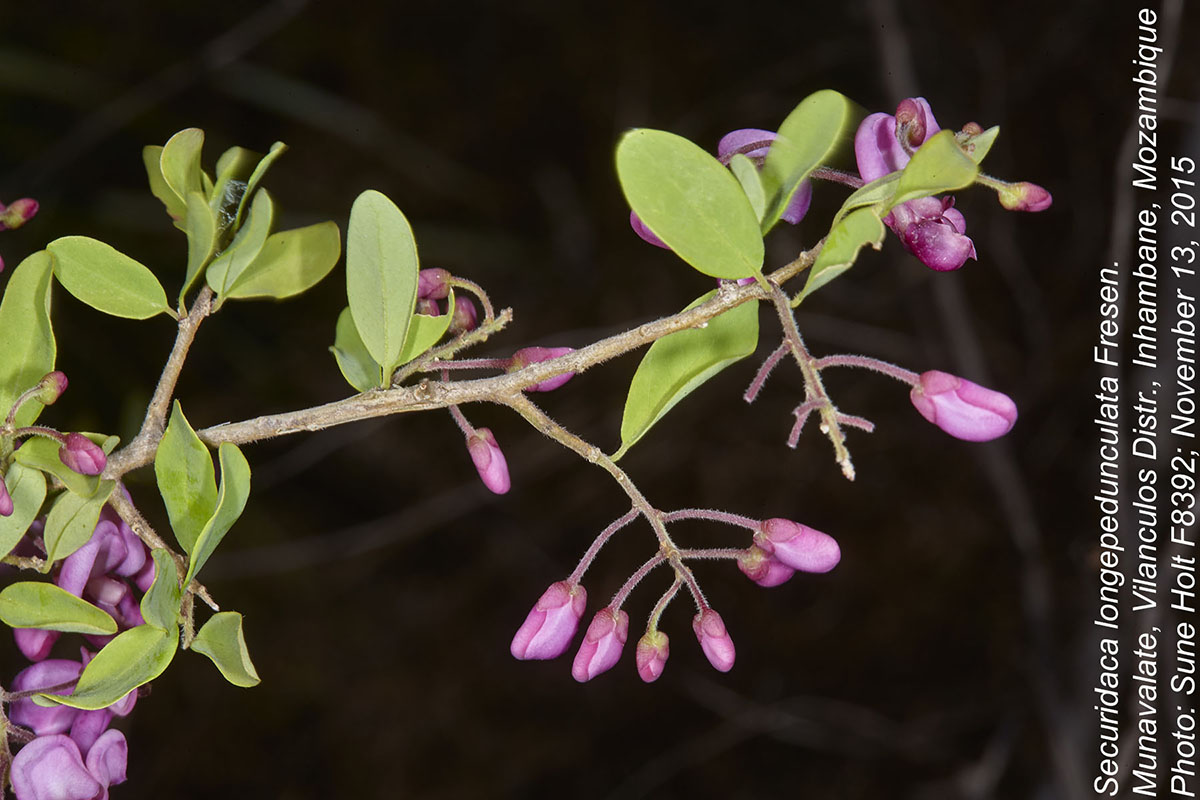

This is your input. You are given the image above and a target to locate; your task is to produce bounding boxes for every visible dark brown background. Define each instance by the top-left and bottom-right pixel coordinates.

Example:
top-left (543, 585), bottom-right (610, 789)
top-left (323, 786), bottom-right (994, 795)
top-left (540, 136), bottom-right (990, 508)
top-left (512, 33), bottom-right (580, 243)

top-left (2, 1), bottom-right (1196, 797)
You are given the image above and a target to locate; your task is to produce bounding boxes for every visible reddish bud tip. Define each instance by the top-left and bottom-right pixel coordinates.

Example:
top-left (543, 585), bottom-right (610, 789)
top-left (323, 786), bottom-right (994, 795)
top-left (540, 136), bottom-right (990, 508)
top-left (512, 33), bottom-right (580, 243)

top-left (511, 581), bottom-right (587, 660)
top-left (59, 434), bottom-right (107, 476)
top-left (692, 609), bottom-right (736, 673)
top-left (998, 181), bottom-right (1053, 213)
top-left (34, 371), bottom-right (69, 405)
top-left (572, 607), bottom-right (630, 682)
top-left (0, 197), bottom-right (39, 230)
top-left (910, 370), bottom-right (1018, 442)
top-left (466, 427), bottom-right (510, 494)
top-left (635, 630), bottom-right (670, 683)
top-left (417, 268), bottom-right (452, 300)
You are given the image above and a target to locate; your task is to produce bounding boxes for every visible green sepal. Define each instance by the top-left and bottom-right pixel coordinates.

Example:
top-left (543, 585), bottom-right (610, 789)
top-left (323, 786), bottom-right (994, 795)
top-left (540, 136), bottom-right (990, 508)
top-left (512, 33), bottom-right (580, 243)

top-left (42, 481), bottom-right (116, 567)
top-left (0, 581), bottom-right (118, 634)
top-left (183, 443), bottom-right (251, 587)
top-left (0, 251), bottom-right (55, 428)
top-left (615, 291), bottom-right (759, 459)
top-left (36, 624), bottom-right (177, 710)
top-left (154, 402), bottom-right (218, 555)
top-left (223, 221), bottom-right (341, 301)
top-left (48, 236), bottom-right (171, 320)
top-left (191, 611), bottom-right (261, 687)
top-left (331, 306), bottom-right (384, 392)
top-left (0, 464), bottom-right (46, 558)
top-left (140, 549), bottom-right (182, 630)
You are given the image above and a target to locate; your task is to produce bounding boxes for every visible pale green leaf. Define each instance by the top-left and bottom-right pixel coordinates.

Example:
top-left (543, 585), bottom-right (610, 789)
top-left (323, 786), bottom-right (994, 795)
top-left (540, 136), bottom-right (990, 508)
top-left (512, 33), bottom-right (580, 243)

top-left (0, 464), bottom-right (46, 558)
top-left (154, 402), bottom-right (218, 555)
top-left (206, 189), bottom-right (274, 297)
top-left (143, 145), bottom-right (186, 225)
top-left (0, 581), bottom-right (117, 634)
top-left (12, 435), bottom-right (98, 499)
top-left (184, 443), bottom-right (251, 586)
top-left (330, 306), bottom-right (383, 392)
top-left (232, 141), bottom-right (287, 230)
top-left (160, 128), bottom-right (205, 210)
top-left (182, 191), bottom-right (217, 303)
top-left (43, 481), bottom-right (116, 566)
top-left (393, 288), bottom-right (454, 367)
top-left (38, 624), bottom-right (176, 710)
top-left (48, 236), bottom-right (170, 319)
top-left (728, 154), bottom-right (766, 222)
top-left (224, 221), bottom-right (341, 300)
top-left (890, 130), bottom-right (980, 209)
top-left (191, 611), bottom-right (261, 687)
top-left (140, 549), bottom-right (182, 630)
top-left (0, 251), bottom-right (55, 428)
top-left (964, 125), bottom-right (1000, 165)
top-left (797, 207), bottom-right (887, 303)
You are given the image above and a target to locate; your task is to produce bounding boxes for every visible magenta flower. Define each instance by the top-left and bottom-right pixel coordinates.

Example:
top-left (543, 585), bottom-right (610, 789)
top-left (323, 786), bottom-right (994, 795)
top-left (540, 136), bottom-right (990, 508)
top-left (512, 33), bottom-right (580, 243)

top-left (1, 472), bottom-right (12, 517)
top-left (511, 581), bottom-right (587, 660)
top-left (692, 609), bottom-right (735, 672)
top-left (449, 296), bottom-right (478, 334)
top-left (58, 434), bottom-right (106, 476)
top-left (910, 370), bottom-right (1018, 442)
top-left (10, 731), bottom-right (127, 800)
top-left (509, 347), bottom-right (575, 392)
top-left (736, 545), bottom-right (796, 587)
top-left (855, 98), bottom-right (976, 271)
top-left (755, 519), bottom-right (841, 574)
top-left (571, 607), bottom-right (629, 682)
top-left (465, 427), bottom-right (510, 495)
top-left (417, 268), bottom-right (451, 300)
top-left (8, 660), bottom-right (85, 735)
top-left (635, 631), bottom-right (670, 683)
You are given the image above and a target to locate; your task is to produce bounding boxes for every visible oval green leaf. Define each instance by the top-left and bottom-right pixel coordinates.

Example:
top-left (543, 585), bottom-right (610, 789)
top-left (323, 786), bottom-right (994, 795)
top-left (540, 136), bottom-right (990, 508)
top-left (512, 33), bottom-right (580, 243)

top-left (890, 129), bottom-right (980, 209)
top-left (233, 141), bottom-right (287, 230)
top-left (225, 221), bottom-right (341, 300)
top-left (43, 481), bottom-right (116, 566)
top-left (393, 288), bottom-right (454, 367)
top-left (728, 154), bottom-right (766, 222)
top-left (616, 291), bottom-right (759, 459)
top-left (191, 611), bottom-right (261, 687)
top-left (143, 145), bottom-right (186, 225)
top-left (39, 624), bottom-right (176, 710)
top-left (155, 402), bottom-right (218, 555)
top-left (12, 435), bottom-right (98, 499)
top-left (160, 128), bottom-right (206, 207)
top-left (330, 306), bottom-right (383, 392)
top-left (140, 549), bottom-right (182, 630)
top-left (0, 464), bottom-right (46, 558)
top-left (48, 236), bottom-right (170, 319)
top-left (184, 442), bottom-right (251, 587)
top-left (0, 581), bottom-right (118, 634)
top-left (830, 173), bottom-right (900, 228)
top-left (182, 191), bottom-right (217, 303)
top-left (206, 188), bottom-right (274, 298)
top-left (346, 190), bottom-right (420, 375)
top-left (0, 251), bottom-right (56, 428)
top-left (616, 129), bottom-right (763, 280)
top-left (797, 207), bottom-right (886, 303)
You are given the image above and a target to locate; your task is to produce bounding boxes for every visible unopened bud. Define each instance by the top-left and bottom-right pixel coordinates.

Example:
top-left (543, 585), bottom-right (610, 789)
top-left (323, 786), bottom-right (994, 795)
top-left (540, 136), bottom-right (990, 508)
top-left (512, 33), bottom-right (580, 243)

top-left (572, 607), bottom-right (629, 682)
top-left (0, 473), bottom-right (13, 517)
top-left (34, 371), bottom-right (69, 405)
top-left (59, 434), bottom-right (107, 476)
top-left (692, 609), bottom-right (735, 672)
top-left (416, 298), bottom-right (442, 317)
top-left (465, 427), bottom-right (509, 494)
top-left (635, 630), bottom-right (670, 683)
top-left (511, 581), bottom-right (587, 660)
top-left (736, 545), bottom-right (796, 587)
top-left (509, 347), bottom-right (575, 393)
top-left (0, 197), bottom-right (39, 230)
top-left (910, 370), bottom-right (1018, 442)
top-left (417, 268), bottom-right (452, 300)
top-left (998, 181), bottom-right (1053, 213)
top-left (449, 296), bottom-right (478, 335)
top-left (755, 519), bottom-right (841, 574)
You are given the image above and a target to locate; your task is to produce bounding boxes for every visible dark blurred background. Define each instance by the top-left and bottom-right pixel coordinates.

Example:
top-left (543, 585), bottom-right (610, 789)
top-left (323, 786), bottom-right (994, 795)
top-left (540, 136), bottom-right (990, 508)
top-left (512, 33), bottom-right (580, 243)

top-left (2, 1), bottom-right (1196, 797)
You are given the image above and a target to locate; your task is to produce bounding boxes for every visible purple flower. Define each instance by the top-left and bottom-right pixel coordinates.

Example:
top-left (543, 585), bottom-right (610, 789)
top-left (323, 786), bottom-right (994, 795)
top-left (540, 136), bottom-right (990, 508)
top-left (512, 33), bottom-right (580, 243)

top-left (448, 296), bottom-right (478, 335)
top-left (509, 347), bottom-right (575, 393)
top-left (692, 609), bottom-right (735, 673)
top-left (854, 98), bottom-right (976, 272)
top-left (9, 660), bottom-right (85, 735)
top-left (10, 731), bottom-right (128, 800)
top-left (629, 211), bottom-right (669, 249)
top-left (736, 545), bottom-right (796, 587)
top-left (417, 268), bottom-right (451, 300)
top-left (510, 580), bottom-right (587, 660)
top-left (1, 472), bottom-right (12, 517)
top-left (571, 607), bottom-right (629, 682)
top-left (58, 434), bottom-right (106, 477)
top-left (910, 370), bottom-right (1018, 442)
top-left (635, 631), bottom-right (670, 683)
top-left (755, 519), bottom-right (841, 574)
top-left (465, 427), bottom-right (510, 495)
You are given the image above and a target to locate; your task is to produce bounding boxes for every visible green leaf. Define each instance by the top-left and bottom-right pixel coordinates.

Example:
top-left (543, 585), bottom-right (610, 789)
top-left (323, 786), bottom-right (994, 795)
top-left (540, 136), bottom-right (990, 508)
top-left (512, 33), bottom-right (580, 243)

top-left (12, 435), bottom-right (98, 498)
top-left (890, 129), bottom-right (980, 209)
top-left (42, 481), bottom-right (116, 566)
top-left (728, 154), bottom-right (766, 222)
top-left (160, 128), bottom-right (206, 210)
top-left (830, 173), bottom-right (900, 227)
top-left (330, 306), bottom-right (383, 392)
top-left (191, 612), bottom-right (261, 687)
top-left (140, 549), bottom-right (182, 630)
top-left (209, 145), bottom-right (260, 220)
top-left (143, 145), bottom-right (186, 224)
top-left (182, 191), bottom-right (217, 303)
top-left (615, 292), bottom-right (759, 459)
top-left (0, 251), bottom-right (55, 428)
top-left (393, 288), bottom-right (454, 366)
top-left (184, 443), bottom-right (251, 587)
top-left (48, 236), bottom-right (170, 319)
top-left (232, 141), bottom-right (287, 230)
top-left (206, 189), bottom-right (274, 298)
top-left (0, 582), bottom-right (118, 634)
top-left (615, 129), bottom-right (763, 280)
top-left (155, 402), bottom-right (218, 554)
top-left (0, 464), bottom-right (46, 558)
top-left (224, 221), bottom-right (341, 300)
top-left (346, 190), bottom-right (420, 376)
top-left (39, 624), bottom-right (176, 710)
top-left (761, 90), bottom-right (860, 232)
top-left (797, 207), bottom-right (887, 303)
top-left (963, 125), bottom-right (999, 165)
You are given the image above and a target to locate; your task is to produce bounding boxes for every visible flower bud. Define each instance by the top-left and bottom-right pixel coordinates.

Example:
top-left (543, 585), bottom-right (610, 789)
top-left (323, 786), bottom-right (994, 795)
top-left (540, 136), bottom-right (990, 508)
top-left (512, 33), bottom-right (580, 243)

top-left (629, 211), bottom-right (670, 249)
top-left (449, 296), bottom-right (478, 335)
top-left (416, 298), bottom-right (442, 317)
top-left (9, 735), bottom-right (102, 800)
top-left (33, 371), bottom-right (68, 406)
top-left (894, 97), bottom-right (930, 147)
top-left (0, 197), bottom-right (39, 230)
top-left (692, 609), bottom-right (736, 672)
top-left (0, 473), bottom-right (12, 517)
top-left (511, 581), bottom-right (587, 660)
top-left (417, 268), bottom-right (452, 300)
top-left (465, 427), bottom-right (510, 494)
top-left (635, 630), bottom-right (670, 683)
top-left (571, 607), bottom-right (629, 682)
top-left (756, 519), bottom-right (841, 574)
top-left (509, 347), bottom-right (575, 392)
top-left (58, 434), bottom-right (106, 476)
top-left (998, 181), bottom-right (1053, 213)
top-left (736, 545), bottom-right (796, 587)
top-left (910, 370), bottom-right (1018, 442)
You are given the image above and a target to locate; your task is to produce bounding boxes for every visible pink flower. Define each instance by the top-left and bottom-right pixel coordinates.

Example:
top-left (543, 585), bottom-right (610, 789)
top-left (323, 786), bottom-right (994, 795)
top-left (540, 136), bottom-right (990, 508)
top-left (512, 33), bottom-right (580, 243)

top-left (910, 370), bottom-right (1018, 442)
top-left (449, 296), bottom-right (478, 334)
top-left (755, 519), bottom-right (841, 574)
top-left (571, 607), bottom-right (629, 682)
top-left (465, 427), bottom-right (510, 495)
top-left (511, 581), bottom-right (587, 660)
top-left (509, 347), bottom-right (575, 392)
top-left (736, 545), bottom-right (796, 587)
top-left (9, 731), bottom-right (128, 800)
top-left (1, 472), bottom-right (12, 517)
top-left (417, 268), bottom-right (451, 300)
top-left (58, 434), bottom-right (106, 476)
top-left (692, 609), bottom-right (735, 672)
top-left (635, 631), bottom-right (670, 683)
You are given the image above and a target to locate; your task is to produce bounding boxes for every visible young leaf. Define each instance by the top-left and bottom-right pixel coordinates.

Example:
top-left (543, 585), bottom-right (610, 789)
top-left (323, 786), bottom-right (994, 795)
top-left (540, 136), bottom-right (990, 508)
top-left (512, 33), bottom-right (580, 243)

top-left (393, 288), bottom-right (454, 367)
top-left (616, 129), bottom-right (763, 280)
top-left (160, 128), bottom-right (206, 209)
top-left (797, 207), bottom-right (887, 303)
top-left (143, 145), bottom-right (186, 224)
top-left (41, 481), bottom-right (116, 567)
top-left (39, 624), bottom-right (176, 710)
top-left (0, 464), bottom-right (46, 558)
top-left (191, 611), bottom-right (261, 687)
top-left (12, 435), bottom-right (99, 499)
top-left (224, 221), bottom-right (341, 301)
top-left (206, 189), bottom-right (274, 298)
top-left (889, 130), bottom-right (980, 209)
top-left (346, 190), bottom-right (420, 377)
top-left (232, 141), bottom-right (287, 230)
top-left (48, 236), bottom-right (171, 319)
top-left (761, 90), bottom-right (860, 232)
top-left (140, 549), bottom-right (182, 630)
top-left (0, 251), bottom-right (56, 428)
top-left (210, 145), bottom-right (260, 220)
top-left (615, 292), bottom-right (759, 459)
top-left (184, 443), bottom-right (251, 587)
top-left (963, 125), bottom-right (1000, 165)
top-left (330, 306), bottom-right (383, 392)
top-left (155, 402), bottom-right (218, 555)
top-left (728, 154), bottom-right (767, 223)
top-left (830, 173), bottom-right (900, 228)
top-left (182, 191), bottom-right (217, 303)
top-left (0, 582), bottom-right (118, 634)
